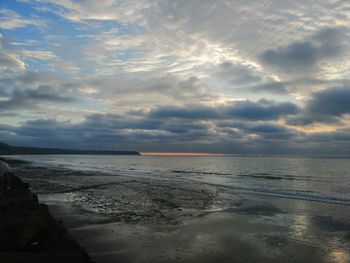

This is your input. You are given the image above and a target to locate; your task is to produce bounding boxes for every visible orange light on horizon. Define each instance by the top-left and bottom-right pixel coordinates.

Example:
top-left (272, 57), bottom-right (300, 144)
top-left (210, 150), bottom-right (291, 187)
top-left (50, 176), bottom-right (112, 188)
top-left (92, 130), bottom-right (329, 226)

top-left (140, 152), bottom-right (232, 157)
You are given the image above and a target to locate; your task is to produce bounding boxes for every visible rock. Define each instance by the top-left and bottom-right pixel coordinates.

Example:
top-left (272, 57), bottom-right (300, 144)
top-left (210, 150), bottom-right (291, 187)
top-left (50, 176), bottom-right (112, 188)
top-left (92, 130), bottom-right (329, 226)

top-left (0, 160), bottom-right (10, 176)
top-left (0, 160), bottom-right (93, 263)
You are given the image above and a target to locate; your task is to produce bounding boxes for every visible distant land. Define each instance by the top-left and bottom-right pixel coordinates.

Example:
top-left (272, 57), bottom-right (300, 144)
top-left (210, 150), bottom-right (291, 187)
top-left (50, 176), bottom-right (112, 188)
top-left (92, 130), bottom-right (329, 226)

top-left (0, 141), bottom-right (140, 155)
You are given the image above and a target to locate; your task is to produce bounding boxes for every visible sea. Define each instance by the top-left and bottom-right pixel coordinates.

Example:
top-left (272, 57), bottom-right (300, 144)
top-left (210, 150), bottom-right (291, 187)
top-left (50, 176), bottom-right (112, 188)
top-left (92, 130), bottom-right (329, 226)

top-left (10, 155), bottom-right (350, 205)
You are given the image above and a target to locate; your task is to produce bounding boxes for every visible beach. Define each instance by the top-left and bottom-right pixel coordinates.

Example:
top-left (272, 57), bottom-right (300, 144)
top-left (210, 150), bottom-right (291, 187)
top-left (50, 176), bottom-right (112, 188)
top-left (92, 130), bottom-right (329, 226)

top-left (6, 155), bottom-right (350, 263)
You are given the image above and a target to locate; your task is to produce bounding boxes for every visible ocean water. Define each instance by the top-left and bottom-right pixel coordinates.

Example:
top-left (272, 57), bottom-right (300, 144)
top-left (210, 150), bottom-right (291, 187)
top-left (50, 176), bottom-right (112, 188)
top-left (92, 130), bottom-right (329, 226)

top-left (10, 155), bottom-right (350, 205)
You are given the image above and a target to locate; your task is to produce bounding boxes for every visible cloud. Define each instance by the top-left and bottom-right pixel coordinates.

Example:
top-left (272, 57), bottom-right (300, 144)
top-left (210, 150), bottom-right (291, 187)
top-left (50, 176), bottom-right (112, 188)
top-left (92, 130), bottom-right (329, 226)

top-left (261, 41), bottom-right (317, 71)
top-left (243, 81), bottom-right (290, 95)
top-left (215, 61), bottom-right (263, 86)
top-left (21, 50), bottom-right (57, 60)
top-left (82, 75), bottom-right (215, 109)
top-left (150, 105), bottom-right (220, 120)
top-left (0, 9), bottom-right (44, 29)
top-left (307, 86), bottom-right (350, 117)
top-left (0, 35), bottom-right (26, 75)
top-left (246, 123), bottom-right (295, 138)
top-left (0, 51), bottom-right (26, 75)
top-left (150, 99), bottom-right (299, 121)
top-left (36, 0), bottom-right (149, 23)
top-left (260, 27), bottom-right (348, 74)
top-left (287, 86), bottom-right (350, 125)
top-left (307, 128), bottom-right (350, 143)
top-left (227, 99), bottom-right (299, 120)
top-left (0, 85), bottom-right (76, 111)
top-left (2, 104), bottom-right (350, 155)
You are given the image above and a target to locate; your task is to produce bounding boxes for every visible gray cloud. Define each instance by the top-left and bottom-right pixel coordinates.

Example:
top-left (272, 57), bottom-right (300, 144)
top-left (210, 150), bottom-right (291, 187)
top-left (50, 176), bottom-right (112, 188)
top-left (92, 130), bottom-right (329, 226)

top-left (215, 61), bottom-right (263, 86)
top-left (307, 86), bottom-right (350, 117)
top-left (242, 81), bottom-right (290, 95)
top-left (260, 27), bottom-right (348, 73)
top-left (246, 123), bottom-right (296, 139)
top-left (151, 99), bottom-right (299, 121)
top-left (261, 41), bottom-right (317, 71)
top-left (288, 86), bottom-right (350, 126)
top-left (0, 85), bottom-right (76, 111)
top-left (2, 103), bottom-right (350, 155)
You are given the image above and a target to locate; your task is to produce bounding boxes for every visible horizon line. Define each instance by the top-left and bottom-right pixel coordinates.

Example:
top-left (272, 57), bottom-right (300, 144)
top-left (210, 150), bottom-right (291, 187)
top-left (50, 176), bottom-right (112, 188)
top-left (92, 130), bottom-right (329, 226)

top-left (140, 152), bottom-right (233, 156)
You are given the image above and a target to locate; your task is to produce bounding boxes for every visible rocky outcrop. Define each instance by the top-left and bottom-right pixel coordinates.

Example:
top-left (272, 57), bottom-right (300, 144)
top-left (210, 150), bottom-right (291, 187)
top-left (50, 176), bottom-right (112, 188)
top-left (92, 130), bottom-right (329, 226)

top-left (0, 169), bottom-right (93, 263)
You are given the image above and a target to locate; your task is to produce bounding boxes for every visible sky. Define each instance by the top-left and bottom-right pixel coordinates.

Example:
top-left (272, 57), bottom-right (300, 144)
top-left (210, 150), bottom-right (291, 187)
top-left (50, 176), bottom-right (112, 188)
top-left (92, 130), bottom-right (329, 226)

top-left (0, 0), bottom-right (350, 155)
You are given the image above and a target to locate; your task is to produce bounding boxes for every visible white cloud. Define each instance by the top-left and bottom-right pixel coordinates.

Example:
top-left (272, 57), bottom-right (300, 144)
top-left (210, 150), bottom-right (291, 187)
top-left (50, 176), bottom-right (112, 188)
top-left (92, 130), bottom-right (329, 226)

top-left (0, 9), bottom-right (44, 29)
top-left (0, 34), bottom-right (26, 75)
top-left (21, 50), bottom-right (57, 60)
top-left (36, 0), bottom-right (151, 23)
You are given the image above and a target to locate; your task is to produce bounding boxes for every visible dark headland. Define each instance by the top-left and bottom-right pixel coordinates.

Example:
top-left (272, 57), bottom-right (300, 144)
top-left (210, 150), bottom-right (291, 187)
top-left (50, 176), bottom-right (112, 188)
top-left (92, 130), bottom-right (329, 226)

top-left (0, 141), bottom-right (140, 156)
top-left (0, 158), bottom-right (94, 263)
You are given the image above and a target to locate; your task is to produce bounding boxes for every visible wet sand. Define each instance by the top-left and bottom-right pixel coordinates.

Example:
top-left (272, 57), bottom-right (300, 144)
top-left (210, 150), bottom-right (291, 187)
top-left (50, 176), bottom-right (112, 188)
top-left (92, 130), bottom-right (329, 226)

top-left (43, 196), bottom-right (332, 263)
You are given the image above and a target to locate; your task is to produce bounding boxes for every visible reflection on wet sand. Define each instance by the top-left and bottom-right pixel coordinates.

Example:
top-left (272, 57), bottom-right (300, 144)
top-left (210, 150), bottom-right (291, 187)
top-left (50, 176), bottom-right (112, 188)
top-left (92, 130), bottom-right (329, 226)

top-left (328, 250), bottom-right (349, 263)
top-left (290, 214), bottom-right (310, 242)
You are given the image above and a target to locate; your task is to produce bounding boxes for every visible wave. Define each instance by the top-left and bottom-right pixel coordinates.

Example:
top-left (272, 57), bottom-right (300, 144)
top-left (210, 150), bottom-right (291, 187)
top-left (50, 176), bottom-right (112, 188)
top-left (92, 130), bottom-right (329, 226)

top-left (23, 158), bottom-right (349, 206)
top-left (189, 180), bottom-right (350, 206)
top-left (170, 169), bottom-right (231, 176)
top-left (170, 169), bottom-right (317, 182)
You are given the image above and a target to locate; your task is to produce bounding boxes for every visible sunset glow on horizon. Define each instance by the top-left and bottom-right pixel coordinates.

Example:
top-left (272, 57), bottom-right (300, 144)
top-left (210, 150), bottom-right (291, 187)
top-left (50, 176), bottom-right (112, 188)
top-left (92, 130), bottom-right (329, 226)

top-left (140, 152), bottom-right (232, 157)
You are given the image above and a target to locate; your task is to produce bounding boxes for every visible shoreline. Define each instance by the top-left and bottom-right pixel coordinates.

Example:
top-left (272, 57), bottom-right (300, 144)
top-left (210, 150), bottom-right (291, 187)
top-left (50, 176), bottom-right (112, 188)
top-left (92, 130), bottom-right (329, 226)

top-left (3, 156), bottom-right (350, 262)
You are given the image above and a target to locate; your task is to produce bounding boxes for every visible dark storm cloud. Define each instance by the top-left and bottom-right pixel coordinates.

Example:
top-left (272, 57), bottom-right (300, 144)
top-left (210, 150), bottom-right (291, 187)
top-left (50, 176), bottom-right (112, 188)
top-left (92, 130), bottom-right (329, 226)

top-left (151, 99), bottom-right (299, 121)
top-left (0, 85), bottom-right (76, 111)
top-left (287, 86), bottom-right (350, 125)
top-left (260, 27), bottom-right (347, 72)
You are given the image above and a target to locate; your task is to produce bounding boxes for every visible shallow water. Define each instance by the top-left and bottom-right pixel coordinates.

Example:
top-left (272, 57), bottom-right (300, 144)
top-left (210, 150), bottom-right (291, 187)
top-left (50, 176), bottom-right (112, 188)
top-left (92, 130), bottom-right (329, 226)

top-left (9, 155), bottom-right (350, 204)
top-left (6, 155), bottom-right (350, 262)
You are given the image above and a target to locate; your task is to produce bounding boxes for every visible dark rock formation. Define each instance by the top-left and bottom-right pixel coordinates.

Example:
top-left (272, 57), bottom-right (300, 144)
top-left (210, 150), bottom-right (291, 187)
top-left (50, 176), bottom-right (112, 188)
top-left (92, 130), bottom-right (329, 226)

top-left (0, 168), bottom-right (94, 263)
